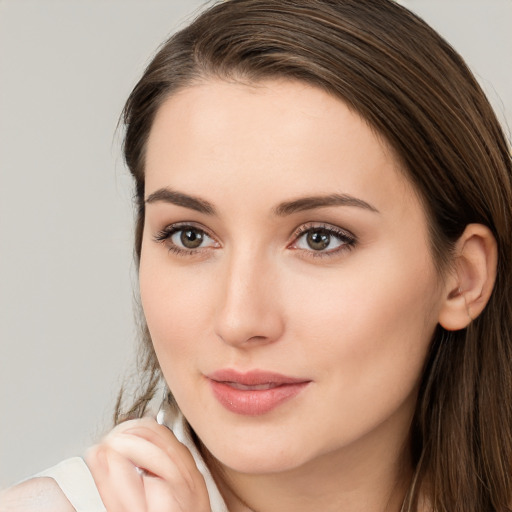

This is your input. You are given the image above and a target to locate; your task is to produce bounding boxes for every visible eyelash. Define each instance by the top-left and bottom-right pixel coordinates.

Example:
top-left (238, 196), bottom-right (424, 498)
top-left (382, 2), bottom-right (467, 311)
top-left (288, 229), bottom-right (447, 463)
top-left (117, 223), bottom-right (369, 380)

top-left (153, 222), bottom-right (357, 259)
top-left (289, 223), bottom-right (357, 259)
top-left (153, 222), bottom-right (219, 257)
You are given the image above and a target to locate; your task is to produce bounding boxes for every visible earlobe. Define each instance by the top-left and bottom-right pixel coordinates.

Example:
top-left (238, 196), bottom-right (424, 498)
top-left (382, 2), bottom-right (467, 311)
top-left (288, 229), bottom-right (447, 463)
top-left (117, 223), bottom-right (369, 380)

top-left (438, 224), bottom-right (498, 331)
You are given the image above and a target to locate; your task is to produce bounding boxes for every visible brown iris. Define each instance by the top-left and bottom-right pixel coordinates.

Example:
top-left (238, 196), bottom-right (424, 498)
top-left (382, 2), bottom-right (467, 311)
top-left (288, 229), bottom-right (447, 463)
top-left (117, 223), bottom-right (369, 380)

top-left (180, 228), bottom-right (204, 249)
top-left (306, 229), bottom-right (331, 251)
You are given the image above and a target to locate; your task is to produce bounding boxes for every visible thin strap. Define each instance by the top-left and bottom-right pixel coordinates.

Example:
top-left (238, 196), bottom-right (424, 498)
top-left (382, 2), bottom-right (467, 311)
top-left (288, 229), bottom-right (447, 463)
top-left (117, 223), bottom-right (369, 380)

top-left (35, 457), bottom-right (106, 512)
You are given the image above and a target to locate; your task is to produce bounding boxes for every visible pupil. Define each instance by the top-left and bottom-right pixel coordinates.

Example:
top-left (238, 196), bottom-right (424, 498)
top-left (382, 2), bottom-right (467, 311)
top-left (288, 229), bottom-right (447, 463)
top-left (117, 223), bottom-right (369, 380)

top-left (307, 230), bottom-right (330, 251)
top-left (181, 229), bottom-right (203, 249)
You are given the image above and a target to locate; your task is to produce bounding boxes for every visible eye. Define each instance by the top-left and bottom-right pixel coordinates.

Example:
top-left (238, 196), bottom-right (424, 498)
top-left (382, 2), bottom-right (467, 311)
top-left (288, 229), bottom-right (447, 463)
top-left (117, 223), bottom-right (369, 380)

top-left (173, 227), bottom-right (207, 249)
top-left (154, 223), bottom-right (219, 255)
top-left (290, 224), bottom-right (356, 256)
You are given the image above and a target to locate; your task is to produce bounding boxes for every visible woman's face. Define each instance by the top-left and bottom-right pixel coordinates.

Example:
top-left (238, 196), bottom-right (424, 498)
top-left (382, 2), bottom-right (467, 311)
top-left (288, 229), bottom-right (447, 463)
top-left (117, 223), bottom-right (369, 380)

top-left (139, 79), bottom-right (446, 474)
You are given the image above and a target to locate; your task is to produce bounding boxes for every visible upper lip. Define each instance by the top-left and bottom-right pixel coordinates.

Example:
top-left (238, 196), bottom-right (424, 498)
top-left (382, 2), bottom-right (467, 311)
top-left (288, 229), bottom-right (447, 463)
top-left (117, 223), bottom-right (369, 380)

top-left (207, 369), bottom-right (310, 386)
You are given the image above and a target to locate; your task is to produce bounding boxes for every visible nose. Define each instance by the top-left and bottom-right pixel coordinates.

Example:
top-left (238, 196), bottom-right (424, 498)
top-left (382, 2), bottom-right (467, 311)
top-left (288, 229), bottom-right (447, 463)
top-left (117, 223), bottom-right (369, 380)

top-left (214, 251), bottom-right (285, 348)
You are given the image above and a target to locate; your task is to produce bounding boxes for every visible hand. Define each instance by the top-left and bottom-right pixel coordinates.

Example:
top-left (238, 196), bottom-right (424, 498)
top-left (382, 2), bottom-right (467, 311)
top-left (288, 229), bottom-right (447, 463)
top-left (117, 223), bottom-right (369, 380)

top-left (85, 417), bottom-right (212, 512)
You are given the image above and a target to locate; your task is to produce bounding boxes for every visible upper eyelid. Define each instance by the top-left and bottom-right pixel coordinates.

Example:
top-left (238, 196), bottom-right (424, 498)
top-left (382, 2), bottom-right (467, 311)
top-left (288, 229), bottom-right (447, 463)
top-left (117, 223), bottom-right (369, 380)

top-left (288, 223), bottom-right (357, 255)
top-left (153, 221), bottom-right (356, 249)
top-left (153, 223), bottom-right (220, 255)
top-left (291, 222), bottom-right (356, 239)
top-left (155, 221), bottom-right (216, 238)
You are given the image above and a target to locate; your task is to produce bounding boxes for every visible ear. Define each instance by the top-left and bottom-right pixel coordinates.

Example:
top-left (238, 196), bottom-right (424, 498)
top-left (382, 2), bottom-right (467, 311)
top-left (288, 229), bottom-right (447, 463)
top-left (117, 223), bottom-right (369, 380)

top-left (438, 224), bottom-right (498, 331)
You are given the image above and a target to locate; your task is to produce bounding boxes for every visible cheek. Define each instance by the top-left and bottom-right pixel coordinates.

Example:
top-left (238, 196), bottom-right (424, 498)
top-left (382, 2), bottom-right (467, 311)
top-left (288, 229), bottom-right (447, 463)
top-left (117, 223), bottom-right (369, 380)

top-left (138, 251), bottom-right (215, 367)
top-left (277, 253), bottom-right (440, 449)
top-left (287, 246), bottom-right (441, 388)
top-left (140, 226), bottom-right (442, 409)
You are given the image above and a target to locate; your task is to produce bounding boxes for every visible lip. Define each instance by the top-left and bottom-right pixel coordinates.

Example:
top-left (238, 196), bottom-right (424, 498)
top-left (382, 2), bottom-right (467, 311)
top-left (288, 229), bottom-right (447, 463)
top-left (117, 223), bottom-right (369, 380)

top-left (206, 369), bottom-right (311, 416)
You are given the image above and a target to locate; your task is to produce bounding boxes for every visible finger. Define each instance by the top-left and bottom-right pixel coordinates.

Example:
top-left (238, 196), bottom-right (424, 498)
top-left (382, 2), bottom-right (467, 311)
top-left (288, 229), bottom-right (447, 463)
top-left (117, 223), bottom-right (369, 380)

top-left (107, 417), bottom-right (164, 435)
top-left (85, 444), bottom-right (147, 512)
top-left (122, 421), bottom-right (200, 475)
top-left (102, 433), bottom-right (211, 512)
top-left (88, 425), bottom-right (212, 512)
top-left (108, 419), bottom-right (201, 482)
top-left (104, 445), bottom-right (149, 512)
top-left (104, 432), bottom-right (193, 488)
top-left (142, 474), bottom-right (212, 512)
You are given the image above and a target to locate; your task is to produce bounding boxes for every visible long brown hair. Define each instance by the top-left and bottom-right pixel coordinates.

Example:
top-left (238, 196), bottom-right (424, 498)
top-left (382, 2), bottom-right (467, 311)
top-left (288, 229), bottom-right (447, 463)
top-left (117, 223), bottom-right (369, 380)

top-left (116, 1), bottom-right (512, 510)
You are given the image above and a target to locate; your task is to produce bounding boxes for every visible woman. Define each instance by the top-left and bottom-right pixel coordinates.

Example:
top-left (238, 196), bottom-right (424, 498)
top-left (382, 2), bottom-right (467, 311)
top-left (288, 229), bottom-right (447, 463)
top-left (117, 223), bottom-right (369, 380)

top-left (2, 0), bottom-right (511, 511)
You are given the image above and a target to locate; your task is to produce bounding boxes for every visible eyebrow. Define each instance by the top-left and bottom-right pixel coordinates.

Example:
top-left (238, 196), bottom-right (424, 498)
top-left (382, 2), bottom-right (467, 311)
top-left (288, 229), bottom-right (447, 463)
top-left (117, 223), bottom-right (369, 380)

top-left (274, 194), bottom-right (379, 216)
top-left (145, 188), bottom-right (378, 216)
top-left (145, 188), bottom-right (216, 215)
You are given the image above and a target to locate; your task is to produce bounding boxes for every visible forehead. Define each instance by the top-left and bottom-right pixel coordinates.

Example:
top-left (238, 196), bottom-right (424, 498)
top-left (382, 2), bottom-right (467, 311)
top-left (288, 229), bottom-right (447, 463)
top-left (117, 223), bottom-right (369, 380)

top-left (145, 78), bottom-right (419, 217)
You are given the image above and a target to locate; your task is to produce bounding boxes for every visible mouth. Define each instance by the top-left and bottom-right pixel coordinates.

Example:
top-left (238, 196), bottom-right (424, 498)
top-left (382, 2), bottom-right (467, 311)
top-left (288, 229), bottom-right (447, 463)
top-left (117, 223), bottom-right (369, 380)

top-left (223, 382), bottom-right (284, 390)
top-left (206, 369), bottom-right (311, 416)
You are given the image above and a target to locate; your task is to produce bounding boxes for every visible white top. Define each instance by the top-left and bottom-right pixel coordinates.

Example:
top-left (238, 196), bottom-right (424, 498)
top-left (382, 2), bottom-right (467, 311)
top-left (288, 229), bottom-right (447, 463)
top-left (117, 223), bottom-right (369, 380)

top-left (35, 458), bottom-right (106, 512)
top-left (33, 407), bottom-right (228, 512)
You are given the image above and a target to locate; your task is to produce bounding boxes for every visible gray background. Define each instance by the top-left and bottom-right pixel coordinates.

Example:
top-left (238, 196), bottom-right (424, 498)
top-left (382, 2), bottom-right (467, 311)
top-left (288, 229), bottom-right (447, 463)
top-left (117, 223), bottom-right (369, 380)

top-left (1, 0), bottom-right (511, 488)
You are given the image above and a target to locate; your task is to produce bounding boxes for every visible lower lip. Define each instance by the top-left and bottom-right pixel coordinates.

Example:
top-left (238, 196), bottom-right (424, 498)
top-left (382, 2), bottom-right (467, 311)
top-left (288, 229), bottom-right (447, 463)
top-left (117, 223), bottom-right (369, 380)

top-left (208, 380), bottom-right (309, 416)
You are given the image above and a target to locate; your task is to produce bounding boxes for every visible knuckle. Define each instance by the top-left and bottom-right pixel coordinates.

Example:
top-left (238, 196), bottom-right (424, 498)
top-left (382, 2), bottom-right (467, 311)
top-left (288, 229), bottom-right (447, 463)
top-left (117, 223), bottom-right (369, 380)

top-left (115, 417), bottom-right (154, 431)
top-left (86, 443), bottom-right (108, 463)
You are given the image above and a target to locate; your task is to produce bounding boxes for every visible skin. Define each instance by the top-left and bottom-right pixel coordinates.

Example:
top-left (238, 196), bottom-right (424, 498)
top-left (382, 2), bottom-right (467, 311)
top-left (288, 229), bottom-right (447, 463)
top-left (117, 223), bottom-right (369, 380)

top-left (0, 80), bottom-right (498, 512)
top-left (79, 79), bottom-right (496, 512)
top-left (137, 79), bottom-right (446, 512)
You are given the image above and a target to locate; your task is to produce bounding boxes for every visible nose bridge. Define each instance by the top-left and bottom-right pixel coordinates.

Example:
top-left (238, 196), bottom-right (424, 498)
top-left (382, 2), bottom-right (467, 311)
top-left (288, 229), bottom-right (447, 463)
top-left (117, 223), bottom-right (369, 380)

top-left (214, 246), bottom-right (284, 347)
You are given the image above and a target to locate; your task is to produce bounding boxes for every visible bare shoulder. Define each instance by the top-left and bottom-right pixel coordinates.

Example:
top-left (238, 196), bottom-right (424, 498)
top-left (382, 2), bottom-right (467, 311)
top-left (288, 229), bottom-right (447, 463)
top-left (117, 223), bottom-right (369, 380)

top-left (0, 477), bottom-right (76, 512)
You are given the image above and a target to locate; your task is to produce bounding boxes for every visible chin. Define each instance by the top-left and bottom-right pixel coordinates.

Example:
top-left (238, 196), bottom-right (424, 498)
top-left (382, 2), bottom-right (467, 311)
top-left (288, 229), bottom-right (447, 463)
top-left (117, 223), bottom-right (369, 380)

top-left (198, 430), bottom-right (314, 475)
top-left (218, 452), bottom-right (306, 475)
